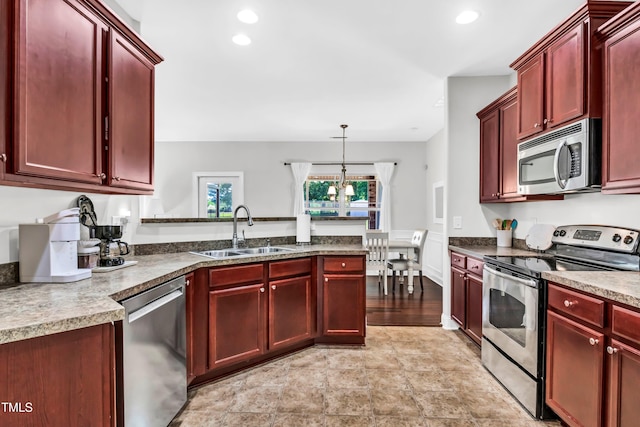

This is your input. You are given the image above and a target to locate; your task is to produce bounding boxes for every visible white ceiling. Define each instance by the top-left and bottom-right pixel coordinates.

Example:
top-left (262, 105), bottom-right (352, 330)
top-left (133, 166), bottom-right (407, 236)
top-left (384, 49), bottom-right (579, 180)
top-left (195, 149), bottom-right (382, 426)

top-left (115, 0), bottom-right (586, 143)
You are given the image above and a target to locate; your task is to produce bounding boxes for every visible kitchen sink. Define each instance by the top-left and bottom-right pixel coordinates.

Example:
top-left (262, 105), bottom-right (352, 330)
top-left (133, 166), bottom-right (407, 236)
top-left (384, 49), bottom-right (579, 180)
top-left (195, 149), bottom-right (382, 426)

top-left (192, 246), bottom-right (295, 259)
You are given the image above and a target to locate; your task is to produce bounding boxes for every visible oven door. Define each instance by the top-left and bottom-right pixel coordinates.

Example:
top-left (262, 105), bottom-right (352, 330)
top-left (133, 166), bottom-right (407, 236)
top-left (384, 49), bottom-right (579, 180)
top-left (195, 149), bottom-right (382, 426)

top-left (482, 265), bottom-right (540, 377)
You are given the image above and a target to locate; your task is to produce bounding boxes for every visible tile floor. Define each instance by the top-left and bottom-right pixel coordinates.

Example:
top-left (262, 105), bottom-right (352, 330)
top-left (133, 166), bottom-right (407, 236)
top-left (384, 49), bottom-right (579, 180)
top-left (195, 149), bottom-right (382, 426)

top-left (170, 326), bottom-right (562, 426)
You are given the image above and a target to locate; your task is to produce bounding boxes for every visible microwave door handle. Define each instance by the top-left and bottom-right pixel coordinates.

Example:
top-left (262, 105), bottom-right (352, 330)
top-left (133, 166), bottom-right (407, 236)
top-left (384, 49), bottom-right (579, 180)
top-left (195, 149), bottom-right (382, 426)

top-left (553, 140), bottom-right (569, 189)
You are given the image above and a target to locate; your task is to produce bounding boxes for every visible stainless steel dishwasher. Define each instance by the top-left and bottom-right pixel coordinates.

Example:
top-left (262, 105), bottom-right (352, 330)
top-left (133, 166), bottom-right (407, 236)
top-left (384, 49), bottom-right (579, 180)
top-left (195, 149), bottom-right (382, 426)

top-left (120, 275), bottom-right (186, 427)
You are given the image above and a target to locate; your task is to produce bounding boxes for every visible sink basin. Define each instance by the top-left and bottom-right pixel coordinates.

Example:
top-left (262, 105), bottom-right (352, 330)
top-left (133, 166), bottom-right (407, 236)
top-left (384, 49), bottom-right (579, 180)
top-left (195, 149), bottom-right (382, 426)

top-left (235, 246), bottom-right (295, 255)
top-left (192, 246), bottom-right (294, 259)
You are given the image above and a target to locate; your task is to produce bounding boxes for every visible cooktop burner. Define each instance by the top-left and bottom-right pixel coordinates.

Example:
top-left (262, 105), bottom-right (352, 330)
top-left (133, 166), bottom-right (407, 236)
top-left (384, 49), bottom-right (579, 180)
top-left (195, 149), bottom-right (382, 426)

top-left (484, 254), bottom-right (612, 278)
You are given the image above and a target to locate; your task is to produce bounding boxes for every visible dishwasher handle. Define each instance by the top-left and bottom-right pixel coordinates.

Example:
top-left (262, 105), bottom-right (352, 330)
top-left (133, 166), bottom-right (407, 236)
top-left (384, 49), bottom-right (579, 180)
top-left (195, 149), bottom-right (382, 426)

top-left (128, 289), bottom-right (184, 323)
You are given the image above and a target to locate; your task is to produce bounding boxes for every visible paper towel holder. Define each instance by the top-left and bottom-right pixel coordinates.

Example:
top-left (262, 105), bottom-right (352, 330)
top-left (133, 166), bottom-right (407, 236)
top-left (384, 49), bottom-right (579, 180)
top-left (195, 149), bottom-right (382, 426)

top-left (296, 213), bottom-right (311, 245)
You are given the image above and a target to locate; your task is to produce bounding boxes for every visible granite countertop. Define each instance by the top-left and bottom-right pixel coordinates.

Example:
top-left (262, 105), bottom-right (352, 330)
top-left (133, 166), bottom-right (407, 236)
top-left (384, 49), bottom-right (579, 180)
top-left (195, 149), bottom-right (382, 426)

top-left (0, 244), bottom-right (366, 345)
top-left (450, 243), bottom-right (640, 310)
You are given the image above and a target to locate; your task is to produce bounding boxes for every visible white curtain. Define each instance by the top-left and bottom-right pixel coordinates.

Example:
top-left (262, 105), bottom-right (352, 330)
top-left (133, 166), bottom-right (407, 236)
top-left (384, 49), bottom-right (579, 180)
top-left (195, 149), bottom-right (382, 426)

top-left (290, 162), bottom-right (312, 215)
top-left (374, 162), bottom-right (395, 232)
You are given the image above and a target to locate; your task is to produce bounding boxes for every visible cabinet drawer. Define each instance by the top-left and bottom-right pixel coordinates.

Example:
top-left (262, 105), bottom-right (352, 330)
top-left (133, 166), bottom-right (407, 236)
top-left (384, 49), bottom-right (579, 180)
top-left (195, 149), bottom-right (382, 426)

top-left (209, 264), bottom-right (264, 287)
top-left (466, 257), bottom-right (484, 275)
top-left (323, 256), bottom-right (364, 273)
top-left (612, 305), bottom-right (640, 347)
top-left (548, 283), bottom-right (605, 328)
top-left (451, 252), bottom-right (466, 269)
top-left (269, 258), bottom-right (311, 279)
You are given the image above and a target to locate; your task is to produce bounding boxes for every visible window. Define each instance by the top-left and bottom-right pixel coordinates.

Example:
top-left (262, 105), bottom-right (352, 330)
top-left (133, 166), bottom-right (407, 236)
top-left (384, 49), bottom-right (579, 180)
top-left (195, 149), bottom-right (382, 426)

top-left (193, 172), bottom-right (244, 218)
top-left (304, 175), bottom-right (379, 229)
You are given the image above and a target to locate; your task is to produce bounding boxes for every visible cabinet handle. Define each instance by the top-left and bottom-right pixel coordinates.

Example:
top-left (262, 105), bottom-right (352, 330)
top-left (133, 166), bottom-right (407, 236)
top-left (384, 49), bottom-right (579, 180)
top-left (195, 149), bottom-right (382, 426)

top-left (471, 265), bottom-right (479, 269)
top-left (260, 287), bottom-right (265, 293)
top-left (96, 173), bottom-right (106, 180)
top-left (113, 176), bottom-right (121, 181)
top-left (534, 122), bottom-right (540, 128)
top-left (543, 119), bottom-right (548, 125)
top-left (325, 278), bottom-right (329, 282)
top-left (589, 338), bottom-right (599, 346)
top-left (186, 279), bottom-right (190, 287)
top-left (563, 300), bottom-right (576, 308)
top-left (458, 274), bottom-right (464, 278)
top-left (0, 153), bottom-right (6, 162)
top-left (341, 262), bottom-right (346, 268)
top-left (607, 346), bottom-right (619, 355)
top-left (271, 285), bottom-right (276, 290)
top-left (496, 192), bottom-right (500, 197)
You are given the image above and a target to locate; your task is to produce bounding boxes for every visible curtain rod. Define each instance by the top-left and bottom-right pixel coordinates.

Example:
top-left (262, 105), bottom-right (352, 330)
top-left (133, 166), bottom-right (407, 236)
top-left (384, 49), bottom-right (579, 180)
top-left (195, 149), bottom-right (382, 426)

top-left (283, 161), bottom-right (397, 166)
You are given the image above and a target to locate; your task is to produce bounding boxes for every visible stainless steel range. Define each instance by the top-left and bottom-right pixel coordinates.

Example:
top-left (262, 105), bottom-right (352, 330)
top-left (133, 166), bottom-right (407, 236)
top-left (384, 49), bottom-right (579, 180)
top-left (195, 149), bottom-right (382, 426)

top-left (481, 225), bottom-right (640, 419)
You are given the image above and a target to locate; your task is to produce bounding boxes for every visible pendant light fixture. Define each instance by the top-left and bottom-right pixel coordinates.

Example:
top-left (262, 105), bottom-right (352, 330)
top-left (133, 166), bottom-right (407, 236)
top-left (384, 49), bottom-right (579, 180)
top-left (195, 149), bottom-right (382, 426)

top-left (327, 124), bottom-right (355, 199)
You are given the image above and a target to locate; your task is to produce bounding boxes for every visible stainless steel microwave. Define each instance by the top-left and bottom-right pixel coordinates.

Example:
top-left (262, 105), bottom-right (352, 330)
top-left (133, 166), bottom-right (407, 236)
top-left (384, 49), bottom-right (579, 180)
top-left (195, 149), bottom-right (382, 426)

top-left (517, 118), bottom-right (601, 195)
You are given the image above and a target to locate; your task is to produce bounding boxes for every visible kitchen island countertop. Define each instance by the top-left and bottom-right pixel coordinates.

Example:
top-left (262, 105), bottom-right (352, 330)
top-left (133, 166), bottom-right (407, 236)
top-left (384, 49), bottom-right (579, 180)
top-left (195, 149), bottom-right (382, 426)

top-left (0, 244), bottom-right (366, 345)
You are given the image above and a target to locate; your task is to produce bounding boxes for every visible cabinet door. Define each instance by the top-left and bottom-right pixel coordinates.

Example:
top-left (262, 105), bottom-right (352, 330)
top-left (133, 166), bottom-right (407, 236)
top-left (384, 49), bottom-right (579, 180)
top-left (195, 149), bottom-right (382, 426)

top-left (108, 30), bottom-right (155, 191)
top-left (499, 95), bottom-right (520, 199)
top-left (450, 266), bottom-right (466, 327)
top-left (546, 311), bottom-right (604, 427)
top-left (322, 274), bottom-right (365, 337)
top-left (546, 24), bottom-right (585, 129)
top-left (607, 339), bottom-right (640, 427)
top-left (208, 283), bottom-right (266, 368)
top-left (466, 273), bottom-right (483, 345)
top-left (0, 0), bottom-right (10, 179)
top-left (13, 0), bottom-right (106, 184)
top-left (602, 19), bottom-right (640, 194)
top-left (269, 275), bottom-right (312, 350)
top-left (0, 324), bottom-right (114, 426)
top-left (479, 109), bottom-right (500, 202)
top-left (517, 54), bottom-right (545, 139)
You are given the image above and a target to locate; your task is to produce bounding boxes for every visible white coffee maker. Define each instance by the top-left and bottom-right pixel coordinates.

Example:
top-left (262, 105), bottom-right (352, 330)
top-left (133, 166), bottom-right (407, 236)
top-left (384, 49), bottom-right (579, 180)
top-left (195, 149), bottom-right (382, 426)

top-left (19, 208), bottom-right (92, 283)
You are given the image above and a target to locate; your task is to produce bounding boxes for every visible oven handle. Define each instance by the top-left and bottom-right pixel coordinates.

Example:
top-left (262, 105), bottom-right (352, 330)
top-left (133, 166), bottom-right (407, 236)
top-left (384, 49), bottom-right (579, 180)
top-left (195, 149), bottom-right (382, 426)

top-left (484, 266), bottom-right (538, 289)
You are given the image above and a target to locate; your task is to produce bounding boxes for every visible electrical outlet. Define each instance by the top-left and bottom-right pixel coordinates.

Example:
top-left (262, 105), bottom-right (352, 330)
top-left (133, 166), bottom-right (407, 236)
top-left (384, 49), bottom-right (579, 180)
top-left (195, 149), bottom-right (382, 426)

top-left (453, 216), bottom-right (462, 229)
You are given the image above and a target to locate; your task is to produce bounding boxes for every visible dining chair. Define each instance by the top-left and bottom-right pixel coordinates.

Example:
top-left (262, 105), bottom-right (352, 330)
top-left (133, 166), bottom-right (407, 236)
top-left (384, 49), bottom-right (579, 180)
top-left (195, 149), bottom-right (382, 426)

top-left (365, 231), bottom-right (389, 295)
top-left (387, 229), bottom-right (428, 293)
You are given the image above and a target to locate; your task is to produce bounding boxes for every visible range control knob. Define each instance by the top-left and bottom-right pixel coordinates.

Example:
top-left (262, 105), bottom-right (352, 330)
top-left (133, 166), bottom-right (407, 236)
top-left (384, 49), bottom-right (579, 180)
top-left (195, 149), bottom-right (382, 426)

top-left (624, 235), bottom-right (634, 245)
top-left (613, 234), bottom-right (622, 243)
top-left (553, 230), bottom-right (560, 237)
top-left (559, 230), bottom-right (567, 237)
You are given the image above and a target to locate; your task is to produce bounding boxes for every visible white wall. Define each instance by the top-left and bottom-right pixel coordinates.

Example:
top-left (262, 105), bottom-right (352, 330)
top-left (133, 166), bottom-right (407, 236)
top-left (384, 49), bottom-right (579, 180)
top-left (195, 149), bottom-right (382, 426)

top-left (154, 140), bottom-right (427, 230)
top-left (424, 129), bottom-right (446, 284)
top-left (445, 76), bottom-right (513, 239)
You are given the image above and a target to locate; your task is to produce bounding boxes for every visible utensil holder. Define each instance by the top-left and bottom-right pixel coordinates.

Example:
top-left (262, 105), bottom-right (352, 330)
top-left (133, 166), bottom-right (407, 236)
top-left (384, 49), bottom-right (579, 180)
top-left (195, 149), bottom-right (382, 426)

top-left (497, 229), bottom-right (512, 248)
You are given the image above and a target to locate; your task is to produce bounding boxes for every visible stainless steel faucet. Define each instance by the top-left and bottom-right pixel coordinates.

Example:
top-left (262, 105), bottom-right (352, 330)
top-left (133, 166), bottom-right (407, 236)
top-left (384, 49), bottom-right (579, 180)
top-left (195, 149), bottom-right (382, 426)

top-left (232, 205), bottom-right (254, 248)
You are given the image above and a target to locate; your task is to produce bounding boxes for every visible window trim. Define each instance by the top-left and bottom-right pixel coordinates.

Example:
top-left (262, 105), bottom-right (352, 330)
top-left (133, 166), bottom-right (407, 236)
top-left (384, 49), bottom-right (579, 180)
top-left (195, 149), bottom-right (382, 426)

top-left (192, 172), bottom-right (245, 218)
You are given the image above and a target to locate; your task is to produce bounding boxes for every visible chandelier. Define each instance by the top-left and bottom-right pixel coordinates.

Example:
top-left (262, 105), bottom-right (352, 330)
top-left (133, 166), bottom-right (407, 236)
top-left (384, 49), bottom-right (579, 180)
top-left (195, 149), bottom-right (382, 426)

top-left (327, 124), bottom-right (355, 200)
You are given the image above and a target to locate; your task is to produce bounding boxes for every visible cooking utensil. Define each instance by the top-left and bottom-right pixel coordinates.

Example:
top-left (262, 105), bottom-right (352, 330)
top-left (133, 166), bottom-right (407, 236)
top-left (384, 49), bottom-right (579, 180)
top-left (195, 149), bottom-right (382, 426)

top-left (505, 219), bottom-right (512, 230)
top-left (502, 219), bottom-right (507, 230)
top-left (493, 218), bottom-right (502, 229)
top-left (511, 219), bottom-right (518, 230)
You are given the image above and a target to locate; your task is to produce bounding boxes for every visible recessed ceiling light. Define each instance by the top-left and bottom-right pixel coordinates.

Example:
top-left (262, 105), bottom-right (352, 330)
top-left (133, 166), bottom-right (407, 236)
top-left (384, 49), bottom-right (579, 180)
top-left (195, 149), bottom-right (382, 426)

top-left (456, 10), bottom-right (479, 24)
top-left (232, 34), bottom-right (251, 46)
top-left (237, 9), bottom-right (258, 24)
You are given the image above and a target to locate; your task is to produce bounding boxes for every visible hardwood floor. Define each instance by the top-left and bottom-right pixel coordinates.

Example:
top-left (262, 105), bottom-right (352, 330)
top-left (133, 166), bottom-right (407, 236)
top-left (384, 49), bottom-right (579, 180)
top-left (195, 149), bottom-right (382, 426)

top-left (365, 274), bottom-right (443, 327)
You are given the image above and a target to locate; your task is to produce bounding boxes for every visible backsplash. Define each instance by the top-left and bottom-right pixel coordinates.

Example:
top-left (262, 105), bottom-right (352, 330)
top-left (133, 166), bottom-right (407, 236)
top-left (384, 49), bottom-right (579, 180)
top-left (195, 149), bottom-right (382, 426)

top-left (449, 237), bottom-right (529, 250)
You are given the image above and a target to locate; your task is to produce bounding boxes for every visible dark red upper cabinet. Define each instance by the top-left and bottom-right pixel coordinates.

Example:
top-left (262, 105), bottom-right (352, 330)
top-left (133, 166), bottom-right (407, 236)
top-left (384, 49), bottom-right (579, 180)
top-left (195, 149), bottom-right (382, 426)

top-left (599, 2), bottom-right (640, 194)
top-left (511, 1), bottom-right (631, 140)
top-left (108, 30), bottom-right (155, 191)
top-left (12, 0), bottom-right (106, 184)
top-left (2, 0), bottom-right (162, 194)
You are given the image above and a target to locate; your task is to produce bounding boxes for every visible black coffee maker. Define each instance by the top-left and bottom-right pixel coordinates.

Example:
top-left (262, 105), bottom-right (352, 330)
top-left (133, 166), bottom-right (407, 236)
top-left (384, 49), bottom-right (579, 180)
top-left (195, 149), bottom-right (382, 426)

top-left (77, 195), bottom-right (130, 267)
top-left (93, 225), bottom-right (130, 267)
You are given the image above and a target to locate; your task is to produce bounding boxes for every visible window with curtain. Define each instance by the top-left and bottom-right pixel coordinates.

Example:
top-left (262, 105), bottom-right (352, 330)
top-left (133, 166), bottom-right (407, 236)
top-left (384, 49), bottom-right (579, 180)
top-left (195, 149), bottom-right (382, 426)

top-left (304, 175), bottom-right (380, 229)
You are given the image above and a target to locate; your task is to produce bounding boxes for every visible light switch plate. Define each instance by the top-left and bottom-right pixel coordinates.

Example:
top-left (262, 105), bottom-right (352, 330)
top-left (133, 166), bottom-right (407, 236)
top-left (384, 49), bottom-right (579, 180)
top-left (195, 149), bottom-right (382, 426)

top-left (453, 216), bottom-right (462, 229)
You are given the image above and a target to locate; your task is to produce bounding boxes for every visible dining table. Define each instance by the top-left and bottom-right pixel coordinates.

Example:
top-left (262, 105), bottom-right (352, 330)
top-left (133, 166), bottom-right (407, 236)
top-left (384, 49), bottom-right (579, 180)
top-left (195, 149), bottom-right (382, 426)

top-left (387, 239), bottom-right (420, 294)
